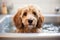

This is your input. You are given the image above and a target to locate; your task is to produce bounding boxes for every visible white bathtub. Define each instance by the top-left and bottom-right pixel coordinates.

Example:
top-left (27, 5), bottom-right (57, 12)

top-left (0, 14), bottom-right (60, 40)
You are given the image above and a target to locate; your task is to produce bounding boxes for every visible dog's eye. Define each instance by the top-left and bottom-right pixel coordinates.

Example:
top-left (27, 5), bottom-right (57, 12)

top-left (23, 12), bottom-right (27, 16)
top-left (33, 11), bottom-right (36, 16)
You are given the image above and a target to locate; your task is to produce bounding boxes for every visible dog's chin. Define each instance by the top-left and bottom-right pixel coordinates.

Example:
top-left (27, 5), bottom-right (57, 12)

top-left (23, 23), bottom-right (36, 29)
top-left (28, 24), bottom-right (37, 29)
top-left (28, 25), bottom-right (34, 29)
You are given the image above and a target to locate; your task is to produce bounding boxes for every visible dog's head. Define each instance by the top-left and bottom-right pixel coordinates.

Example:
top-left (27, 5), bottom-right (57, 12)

top-left (13, 5), bottom-right (44, 30)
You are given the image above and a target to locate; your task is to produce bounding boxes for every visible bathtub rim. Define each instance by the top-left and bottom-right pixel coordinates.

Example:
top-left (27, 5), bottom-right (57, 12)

top-left (0, 33), bottom-right (60, 38)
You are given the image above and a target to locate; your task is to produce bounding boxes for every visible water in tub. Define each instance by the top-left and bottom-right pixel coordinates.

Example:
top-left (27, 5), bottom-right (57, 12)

top-left (0, 16), bottom-right (60, 33)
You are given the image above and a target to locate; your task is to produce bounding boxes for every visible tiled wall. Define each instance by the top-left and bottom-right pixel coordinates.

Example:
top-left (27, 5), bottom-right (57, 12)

top-left (0, 0), bottom-right (60, 14)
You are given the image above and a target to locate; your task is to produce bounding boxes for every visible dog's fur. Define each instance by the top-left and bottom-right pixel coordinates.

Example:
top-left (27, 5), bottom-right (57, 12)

top-left (13, 5), bottom-right (44, 33)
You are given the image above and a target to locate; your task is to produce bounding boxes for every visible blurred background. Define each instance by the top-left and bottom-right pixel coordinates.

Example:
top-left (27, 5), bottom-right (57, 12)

top-left (0, 0), bottom-right (60, 14)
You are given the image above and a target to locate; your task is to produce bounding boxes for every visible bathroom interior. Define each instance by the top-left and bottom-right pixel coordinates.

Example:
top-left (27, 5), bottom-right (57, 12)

top-left (0, 0), bottom-right (60, 40)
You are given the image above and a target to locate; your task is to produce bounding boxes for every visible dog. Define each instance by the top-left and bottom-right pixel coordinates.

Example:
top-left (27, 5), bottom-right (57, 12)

top-left (13, 5), bottom-right (44, 33)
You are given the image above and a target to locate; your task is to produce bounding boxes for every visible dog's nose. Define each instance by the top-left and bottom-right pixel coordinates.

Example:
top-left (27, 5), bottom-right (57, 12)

top-left (28, 19), bottom-right (33, 24)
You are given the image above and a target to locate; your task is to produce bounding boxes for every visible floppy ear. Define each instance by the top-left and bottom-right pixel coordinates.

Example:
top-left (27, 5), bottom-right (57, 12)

top-left (13, 9), bottom-right (22, 29)
top-left (36, 12), bottom-right (44, 28)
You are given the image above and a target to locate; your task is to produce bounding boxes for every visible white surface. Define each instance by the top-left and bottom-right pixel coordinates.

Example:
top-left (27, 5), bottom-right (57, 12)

top-left (0, 33), bottom-right (60, 38)
top-left (43, 14), bottom-right (60, 17)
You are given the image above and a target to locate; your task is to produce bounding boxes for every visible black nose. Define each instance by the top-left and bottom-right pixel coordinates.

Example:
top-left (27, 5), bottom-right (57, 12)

top-left (28, 19), bottom-right (33, 24)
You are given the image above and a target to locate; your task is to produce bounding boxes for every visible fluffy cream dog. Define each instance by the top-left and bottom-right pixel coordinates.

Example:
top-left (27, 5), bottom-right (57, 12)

top-left (13, 5), bottom-right (44, 33)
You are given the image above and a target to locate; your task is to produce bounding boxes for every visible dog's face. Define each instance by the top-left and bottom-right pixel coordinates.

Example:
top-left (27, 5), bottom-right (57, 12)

top-left (13, 5), bottom-right (44, 32)
top-left (21, 6), bottom-right (39, 29)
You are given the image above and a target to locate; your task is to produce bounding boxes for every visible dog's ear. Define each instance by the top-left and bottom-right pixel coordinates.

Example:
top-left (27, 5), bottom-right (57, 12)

top-left (36, 12), bottom-right (44, 28)
top-left (13, 9), bottom-right (22, 29)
